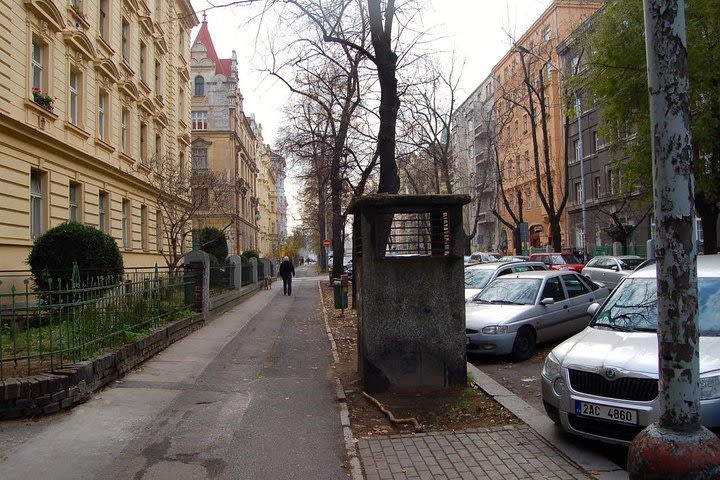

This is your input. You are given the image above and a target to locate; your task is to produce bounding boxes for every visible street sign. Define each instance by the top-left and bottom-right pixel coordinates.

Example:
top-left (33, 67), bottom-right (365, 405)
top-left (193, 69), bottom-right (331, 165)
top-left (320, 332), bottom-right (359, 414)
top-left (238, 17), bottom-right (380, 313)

top-left (323, 239), bottom-right (331, 247)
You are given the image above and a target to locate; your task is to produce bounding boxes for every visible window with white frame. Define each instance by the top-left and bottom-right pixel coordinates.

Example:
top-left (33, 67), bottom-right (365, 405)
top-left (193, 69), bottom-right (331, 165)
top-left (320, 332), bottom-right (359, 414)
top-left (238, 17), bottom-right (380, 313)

top-left (573, 139), bottom-right (580, 162)
top-left (542, 25), bottom-right (551, 42)
top-left (69, 68), bottom-right (80, 125)
top-left (122, 199), bottom-right (131, 248)
top-left (98, 191), bottom-right (108, 233)
top-left (99, 0), bottom-right (109, 40)
top-left (192, 111), bottom-right (208, 130)
top-left (606, 167), bottom-right (615, 195)
top-left (594, 176), bottom-right (601, 199)
top-left (69, 182), bottom-right (81, 222)
top-left (98, 89), bottom-right (108, 141)
top-left (30, 170), bottom-right (45, 239)
top-left (121, 19), bottom-right (129, 62)
top-left (121, 108), bottom-right (128, 153)
top-left (575, 181), bottom-right (583, 204)
top-left (31, 39), bottom-right (44, 91)
top-left (591, 130), bottom-right (598, 154)
top-left (575, 225), bottom-right (585, 249)
top-left (141, 205), bottom-right (148, 250)
top-left (192, 147), bottom-right (208, 169)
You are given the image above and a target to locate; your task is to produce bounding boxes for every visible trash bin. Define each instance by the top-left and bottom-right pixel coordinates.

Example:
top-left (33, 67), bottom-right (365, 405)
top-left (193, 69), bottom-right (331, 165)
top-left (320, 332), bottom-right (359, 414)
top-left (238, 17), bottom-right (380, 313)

top-left (333, 279), bottom-right (348, 309)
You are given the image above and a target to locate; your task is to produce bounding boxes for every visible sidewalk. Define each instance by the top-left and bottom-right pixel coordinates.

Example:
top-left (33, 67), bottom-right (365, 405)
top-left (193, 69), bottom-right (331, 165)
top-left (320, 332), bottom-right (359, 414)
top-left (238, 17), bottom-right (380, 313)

top-left (320, 282), bottom-right (628, 480)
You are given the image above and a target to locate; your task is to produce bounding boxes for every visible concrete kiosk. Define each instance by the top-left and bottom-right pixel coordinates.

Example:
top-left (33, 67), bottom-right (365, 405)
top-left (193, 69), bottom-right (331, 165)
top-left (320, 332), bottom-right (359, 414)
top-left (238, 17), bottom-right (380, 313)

top-left (348, 194), bottom-right (470, 393)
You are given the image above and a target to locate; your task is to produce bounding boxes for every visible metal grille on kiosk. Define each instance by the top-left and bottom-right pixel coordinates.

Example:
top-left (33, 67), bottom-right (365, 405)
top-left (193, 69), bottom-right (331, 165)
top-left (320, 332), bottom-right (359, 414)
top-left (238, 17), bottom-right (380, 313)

top-left (376, 211), bottom-right (450, 257)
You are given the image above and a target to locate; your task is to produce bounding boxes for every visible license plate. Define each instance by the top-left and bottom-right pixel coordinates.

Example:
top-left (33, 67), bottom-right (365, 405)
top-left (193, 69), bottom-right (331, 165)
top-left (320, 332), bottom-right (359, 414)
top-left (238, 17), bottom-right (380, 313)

top-left (575, 401), bottom-right (638, 425)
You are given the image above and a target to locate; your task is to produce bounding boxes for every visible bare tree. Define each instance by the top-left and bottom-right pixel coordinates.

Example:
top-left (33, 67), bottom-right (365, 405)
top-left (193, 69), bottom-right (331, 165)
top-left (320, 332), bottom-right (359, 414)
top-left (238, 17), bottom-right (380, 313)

top-left (136, 155), bottom-right (235, 271)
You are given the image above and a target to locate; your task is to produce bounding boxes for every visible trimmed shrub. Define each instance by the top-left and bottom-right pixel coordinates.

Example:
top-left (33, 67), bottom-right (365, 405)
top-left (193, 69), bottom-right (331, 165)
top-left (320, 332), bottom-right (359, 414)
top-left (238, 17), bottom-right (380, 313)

top-left (27, 222), bottom-right (124, 291)
top-left (241, 249), bottom-right (260, 260)
top-left (198, 226), bottom-right (228, 264)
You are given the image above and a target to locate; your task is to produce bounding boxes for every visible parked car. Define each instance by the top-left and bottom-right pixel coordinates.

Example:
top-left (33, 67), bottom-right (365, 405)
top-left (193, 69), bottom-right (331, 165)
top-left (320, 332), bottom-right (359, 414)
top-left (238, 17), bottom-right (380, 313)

top-left (466, 270), bottom-right (609, 361)
top-left (464, 261), bottom-right (547, 302)
top-left (529, 252), bottom-right (585, 272)
top-left (581, 255), bottom-right (645, 290)
top-left (541, 255), bottom-right (720, 446)
top-left (498, 255), bottom-right (530, 262)
top-left (469, 251), bottom-right (503, 263)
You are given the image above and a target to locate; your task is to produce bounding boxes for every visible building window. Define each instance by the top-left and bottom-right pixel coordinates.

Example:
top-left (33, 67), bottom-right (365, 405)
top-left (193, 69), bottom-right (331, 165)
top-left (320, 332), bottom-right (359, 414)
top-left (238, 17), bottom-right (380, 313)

top-left (514, 120), bottom-right (519, 138)
top-left (526, 190), bottom-right (532, 209)
top-left (193, 188), bottom-right (209, 209)
top-left (140, 41), bottom-right (147, 83)
top-left (573, 139), bottom-right (580, 162)
top-left (179, 86), bottom-right (185, 115)
top-left (155, 132), bottom-right (162, 161)
top-left (590, 130), bottom-right (598, 154)
top-left (141, 205), bottom-right (148, 250)
top-left (194, 76), bottom-right (205, 96)
top-left (516, 157), bottom-right (521, 176)
top-left (69, 68), bottom-right (80, 125)
top-left (192, 111), bottom-right (208, 130)
top-left (98, 191), bottom-right (108, 233)
top-left (542, 25), bottom-right (551, 42)
top-left (575, 182), bottom-right (583, 204)
top-left (524, 151), bottom-right (530, 171)
top-left (121, 19), bottom-right (129, 62)
top-left (121, 109), bottom-right (128, 153)
top-left (606, 168), bottom-right (615, 196)
top-left (192, 147), bottom-right (208, 169)
top-left (98, 89), bottom-right (108, 141)
top-left (594, 176), bottom-right (601, 199)
top-left (122, 199), bottom-right (131, 248)
top-left (99, 0), bottom-right (109, 40)
top-left (154, 59), bottom-right (161, 93)
top-left (140, 122), bottom-right (148, 163)
top-left (31, 40), bottom-right (43, 90)
top-left (30, 169), bottom-right (45, 239)
top-left (69, 182), bottom-right (81, 222)
top-left (156, 210), bottom-right (162, 251)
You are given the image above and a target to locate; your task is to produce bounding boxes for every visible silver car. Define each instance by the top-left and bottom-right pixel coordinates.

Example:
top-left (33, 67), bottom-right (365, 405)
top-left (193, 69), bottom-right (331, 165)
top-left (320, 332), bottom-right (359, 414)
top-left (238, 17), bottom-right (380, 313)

top-left (464, 261), bottom-right (547, 302)
top-left (541, 255), bottom-right (720, 445)
top-left (466, 271), bottom-right (609, 361)
top-left (581, 255), bottom-right (645, 290)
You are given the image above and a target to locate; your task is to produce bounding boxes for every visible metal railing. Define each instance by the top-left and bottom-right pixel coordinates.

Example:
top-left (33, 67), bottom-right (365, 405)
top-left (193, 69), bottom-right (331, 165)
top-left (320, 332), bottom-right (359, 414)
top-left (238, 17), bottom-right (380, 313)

top-left (241, 263), bottom-right (253, 287)
top-left (0, 266), bottom-right (196, 380)
top-left (209, 263), bottom-right (236, 294)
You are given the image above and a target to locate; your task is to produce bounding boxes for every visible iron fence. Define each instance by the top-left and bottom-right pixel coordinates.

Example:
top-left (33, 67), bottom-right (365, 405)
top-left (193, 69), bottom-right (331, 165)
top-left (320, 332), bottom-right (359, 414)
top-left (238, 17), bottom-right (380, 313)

top-left (241, 263), bottom-right (253, 287)
top-left (257, 262), bottom-right (265, 279)
top-left (0, 265), bottom-right (196, 380)
top-left (209, 263), bottom-right (236, 294)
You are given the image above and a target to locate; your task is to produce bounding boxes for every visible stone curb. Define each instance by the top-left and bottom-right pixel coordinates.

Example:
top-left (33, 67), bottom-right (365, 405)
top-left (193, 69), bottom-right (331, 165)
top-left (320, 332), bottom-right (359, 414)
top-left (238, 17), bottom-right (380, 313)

top-left (318, 280), bottom-right (364, 480)
top-left (467, 363), bottom-right (628, 480)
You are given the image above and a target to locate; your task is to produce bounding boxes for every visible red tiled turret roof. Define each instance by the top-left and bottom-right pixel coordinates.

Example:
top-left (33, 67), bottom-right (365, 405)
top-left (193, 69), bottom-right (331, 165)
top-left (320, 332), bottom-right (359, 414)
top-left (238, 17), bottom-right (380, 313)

top-left (191, 13), bottom-right (232, 78)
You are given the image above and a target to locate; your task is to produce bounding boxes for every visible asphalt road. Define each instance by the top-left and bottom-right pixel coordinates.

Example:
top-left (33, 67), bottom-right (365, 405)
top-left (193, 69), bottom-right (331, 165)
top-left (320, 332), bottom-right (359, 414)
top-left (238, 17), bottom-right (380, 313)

top-left (469, 340), bottom-right (630, 471)
top-left (0, 275), bottom-right (347, 480)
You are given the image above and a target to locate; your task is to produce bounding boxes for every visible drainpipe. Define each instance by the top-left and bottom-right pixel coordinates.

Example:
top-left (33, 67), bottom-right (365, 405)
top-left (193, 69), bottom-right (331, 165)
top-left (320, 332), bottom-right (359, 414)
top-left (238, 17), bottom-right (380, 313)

top-left (627, 1), bottom-right (720, 478)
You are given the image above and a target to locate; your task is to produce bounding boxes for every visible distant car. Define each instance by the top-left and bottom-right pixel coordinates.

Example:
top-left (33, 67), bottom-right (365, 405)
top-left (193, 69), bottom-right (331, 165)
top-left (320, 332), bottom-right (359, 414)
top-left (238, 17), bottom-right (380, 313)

top-left (469, 251), bottom-right (503, 263)
top-left (541, 255), bottom-right (720, 446)
top-left (464, 261), bottom-right (547, 302)
top-left (529, 252), bottom-right (585, 272)
top-left (466, 270), bottom-right (609, 361)
top-left (498, 255), bottom-right (530, 262)
top-left (581, 255), bottom-right (645, 290)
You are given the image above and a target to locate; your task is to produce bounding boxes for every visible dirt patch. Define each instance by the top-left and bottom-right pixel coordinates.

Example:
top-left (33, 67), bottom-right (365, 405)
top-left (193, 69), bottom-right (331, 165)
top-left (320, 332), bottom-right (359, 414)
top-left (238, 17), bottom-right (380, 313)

top-left (320, 282), bottom-right (519, 439)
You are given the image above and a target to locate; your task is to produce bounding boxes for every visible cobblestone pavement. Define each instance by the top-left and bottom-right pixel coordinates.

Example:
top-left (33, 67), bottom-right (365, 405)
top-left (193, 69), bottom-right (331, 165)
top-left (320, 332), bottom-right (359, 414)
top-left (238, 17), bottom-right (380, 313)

top-left (357, 425), bottom-right (590, 480)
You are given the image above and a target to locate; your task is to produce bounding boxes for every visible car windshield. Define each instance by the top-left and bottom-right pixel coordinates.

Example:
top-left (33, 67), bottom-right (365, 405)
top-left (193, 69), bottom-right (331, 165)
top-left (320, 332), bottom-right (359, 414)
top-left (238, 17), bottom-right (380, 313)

top-left (591, 277), bottom-right (720, 335)
top-left (551, 254), bottom-right (580, 265)
top-left (464, 269), bottom-right (494, 289)
top-left (619, 258), bottom-right (644, 270)
top-left (476, 278), bottom-right (541, 305)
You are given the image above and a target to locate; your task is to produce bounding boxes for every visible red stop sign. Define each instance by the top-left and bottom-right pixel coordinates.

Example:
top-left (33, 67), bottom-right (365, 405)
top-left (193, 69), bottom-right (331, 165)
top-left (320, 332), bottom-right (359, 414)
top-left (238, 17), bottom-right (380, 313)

top-left (323, 239), bottom-right (331, 247)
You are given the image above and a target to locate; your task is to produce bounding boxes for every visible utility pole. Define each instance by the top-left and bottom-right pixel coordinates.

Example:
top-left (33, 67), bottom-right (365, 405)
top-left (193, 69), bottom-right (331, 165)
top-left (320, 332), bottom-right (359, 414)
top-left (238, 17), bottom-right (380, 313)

top-left (627, 1), bottom-right (720, 478)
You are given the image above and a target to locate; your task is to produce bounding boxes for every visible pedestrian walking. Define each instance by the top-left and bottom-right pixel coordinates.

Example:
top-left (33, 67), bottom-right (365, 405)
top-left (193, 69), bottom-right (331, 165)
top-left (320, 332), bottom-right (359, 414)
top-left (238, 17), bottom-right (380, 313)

top-left (279, 256), bottom-right (295, 296)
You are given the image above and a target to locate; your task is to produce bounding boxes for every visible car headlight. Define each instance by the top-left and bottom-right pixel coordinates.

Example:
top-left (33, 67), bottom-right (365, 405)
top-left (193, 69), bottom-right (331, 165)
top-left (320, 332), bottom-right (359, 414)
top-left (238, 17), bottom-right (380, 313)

top-left (542, 353), bottom-right (561, 380)
top-left (700, 370), bottom-right (720, 400)
top-left (482, 325), bottom-right (509, 334)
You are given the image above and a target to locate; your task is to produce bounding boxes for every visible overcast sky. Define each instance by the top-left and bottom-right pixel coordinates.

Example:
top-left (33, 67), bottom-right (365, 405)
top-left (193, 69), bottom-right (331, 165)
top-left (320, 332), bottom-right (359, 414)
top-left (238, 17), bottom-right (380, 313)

top-left (189, 0), bottom-right (553, 229)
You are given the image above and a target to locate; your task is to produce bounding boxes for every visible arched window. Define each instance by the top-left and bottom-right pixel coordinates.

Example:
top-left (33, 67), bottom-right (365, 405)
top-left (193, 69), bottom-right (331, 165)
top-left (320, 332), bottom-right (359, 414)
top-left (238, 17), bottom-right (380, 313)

top-left (194, 76), bottom-right (205, 96)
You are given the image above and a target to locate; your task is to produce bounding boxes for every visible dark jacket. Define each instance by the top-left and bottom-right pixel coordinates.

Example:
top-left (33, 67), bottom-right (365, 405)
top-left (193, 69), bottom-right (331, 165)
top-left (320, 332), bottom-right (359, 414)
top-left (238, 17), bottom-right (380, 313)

top-left (279, 260), bottom-right (295, 279)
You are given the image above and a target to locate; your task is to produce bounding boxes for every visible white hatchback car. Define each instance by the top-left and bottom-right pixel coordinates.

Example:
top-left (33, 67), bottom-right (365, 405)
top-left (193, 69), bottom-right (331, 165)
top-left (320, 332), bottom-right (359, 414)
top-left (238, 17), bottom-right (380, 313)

top-left (542, 255), bottom-right (720, 445)
top-left (464, 261), bottom-right (547, 302)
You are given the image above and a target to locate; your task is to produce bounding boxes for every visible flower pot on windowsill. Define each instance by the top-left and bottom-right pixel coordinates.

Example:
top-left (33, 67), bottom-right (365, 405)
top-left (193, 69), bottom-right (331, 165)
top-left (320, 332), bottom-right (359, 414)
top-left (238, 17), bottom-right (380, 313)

top-left (32, 88), bottom-right (54, 113)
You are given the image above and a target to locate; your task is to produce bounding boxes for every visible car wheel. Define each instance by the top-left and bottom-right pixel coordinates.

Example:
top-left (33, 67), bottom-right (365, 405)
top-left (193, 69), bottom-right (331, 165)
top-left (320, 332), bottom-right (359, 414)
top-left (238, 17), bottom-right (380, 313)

top-left (511, 327), bottom-right (536, 361)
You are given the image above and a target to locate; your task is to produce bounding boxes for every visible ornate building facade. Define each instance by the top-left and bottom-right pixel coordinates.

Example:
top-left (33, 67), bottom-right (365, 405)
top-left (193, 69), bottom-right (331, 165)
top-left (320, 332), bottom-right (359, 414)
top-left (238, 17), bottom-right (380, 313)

top-left (0, 0), bottom-right (197, 270)
top-left (190, 16), bottom-right (259, 255)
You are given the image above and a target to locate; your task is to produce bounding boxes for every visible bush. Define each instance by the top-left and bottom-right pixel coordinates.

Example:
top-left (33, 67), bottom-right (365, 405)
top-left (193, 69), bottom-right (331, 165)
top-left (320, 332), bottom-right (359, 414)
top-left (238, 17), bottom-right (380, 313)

top-left (241, 249), bottom-right (260, 260)
top-left (197, 227), bottom-right (228, 264)
top-left (27, 222), bottom-right (124, 291)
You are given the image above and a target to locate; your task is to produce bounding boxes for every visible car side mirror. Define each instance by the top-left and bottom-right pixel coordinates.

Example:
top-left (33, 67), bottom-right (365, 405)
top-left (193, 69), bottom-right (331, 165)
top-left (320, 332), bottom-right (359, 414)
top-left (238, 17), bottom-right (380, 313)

top-left (610, 265), bottom-right (619, 271)
top-left (587, 302), bottom-right (600, 316)
top-left (541, 297), bottom-right (555, 305)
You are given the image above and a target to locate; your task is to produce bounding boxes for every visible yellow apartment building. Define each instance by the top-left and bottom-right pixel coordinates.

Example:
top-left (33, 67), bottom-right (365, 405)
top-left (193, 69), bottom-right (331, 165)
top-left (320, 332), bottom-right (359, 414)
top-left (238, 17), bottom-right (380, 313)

top-left (190, 17), bottom-right (260, 255)
top-left (256, 142), bottom-right (284, 257)
top-left (0, 0), bottom-right (198, 271)
top-left (492, 0), bottom-right (600, 252)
